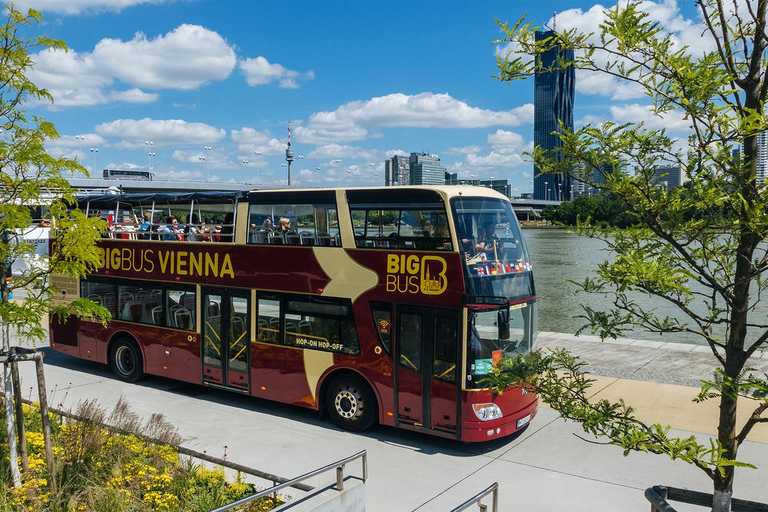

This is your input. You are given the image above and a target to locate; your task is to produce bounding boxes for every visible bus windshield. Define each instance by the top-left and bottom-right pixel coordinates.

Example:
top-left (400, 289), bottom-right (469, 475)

top-left (466, 302), bottom-right (537, 389)
top-left (451, 196), bottom-right (534, 302)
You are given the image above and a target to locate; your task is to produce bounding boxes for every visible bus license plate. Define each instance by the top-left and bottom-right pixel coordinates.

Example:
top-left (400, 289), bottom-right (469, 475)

top-left (516, 414), bottom-right (531, 429)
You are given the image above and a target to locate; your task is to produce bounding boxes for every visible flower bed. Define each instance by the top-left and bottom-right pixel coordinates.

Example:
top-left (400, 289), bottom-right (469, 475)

top-left (0, 400), bottom-right (284, 511)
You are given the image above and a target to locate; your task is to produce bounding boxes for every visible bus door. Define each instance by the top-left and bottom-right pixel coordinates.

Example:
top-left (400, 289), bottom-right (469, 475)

top-left (395, 306), bottom-right (461, 436)
top-left (202, 288), bottom-right (250, 392)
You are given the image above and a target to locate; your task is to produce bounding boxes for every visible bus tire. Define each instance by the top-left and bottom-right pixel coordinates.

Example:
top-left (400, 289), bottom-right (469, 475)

top-left (326, 375), bottom-right (377, 432)
top-left (110, 338), bottom-right (144, 383)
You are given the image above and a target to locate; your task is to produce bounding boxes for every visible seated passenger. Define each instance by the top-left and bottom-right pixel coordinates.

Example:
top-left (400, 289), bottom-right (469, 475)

top-left (474, 221), bottom-right (502, 257)
top-left (421, 219), bottom-right (434, 237)
top-left (161, 216), bottom-right (180, 241)
top-left (185, 214), bottom-right (207, 242)
top-left (277, 217), bottom-right (296, 236)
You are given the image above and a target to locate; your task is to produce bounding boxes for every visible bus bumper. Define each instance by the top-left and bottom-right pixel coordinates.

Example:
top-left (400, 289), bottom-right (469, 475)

top-left (460, 397), bottom-right (538, 442)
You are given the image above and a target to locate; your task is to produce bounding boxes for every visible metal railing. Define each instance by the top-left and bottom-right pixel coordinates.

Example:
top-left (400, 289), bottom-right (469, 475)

top-left (450, 482), bottom-right (499, 512)
top-left (211, 450), bottom-right (368, 512)
top-left (645, 485), bottom-right (768, 512)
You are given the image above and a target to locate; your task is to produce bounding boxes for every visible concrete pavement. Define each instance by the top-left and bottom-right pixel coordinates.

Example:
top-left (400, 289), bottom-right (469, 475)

top-left (8, 328), bottom-right (768, 511)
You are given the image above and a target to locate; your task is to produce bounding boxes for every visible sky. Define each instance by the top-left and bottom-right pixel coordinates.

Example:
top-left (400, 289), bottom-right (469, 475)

top-left (13, 0), bottom-right (704, 191)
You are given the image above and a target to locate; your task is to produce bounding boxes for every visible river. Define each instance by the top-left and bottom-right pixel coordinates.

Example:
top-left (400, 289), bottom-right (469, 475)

top-left (524, 228), bottom-right (709, 345)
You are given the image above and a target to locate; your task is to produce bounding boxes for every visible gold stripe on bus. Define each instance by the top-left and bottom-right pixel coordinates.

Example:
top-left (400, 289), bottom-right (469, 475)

top-left (304, 349), bottom-right (334, 403)
top-left (312, 247), bottom-right (377, 302)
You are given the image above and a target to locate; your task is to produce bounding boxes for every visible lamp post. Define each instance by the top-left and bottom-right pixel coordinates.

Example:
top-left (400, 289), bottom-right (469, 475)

top-left (253, 150), bottom-right (261, 184)
top-left (198, 156), bottom-right (205, 180)
top-left (346, 168), bottom-right (352, 186)
top-left (203, 146), bottom-right (212, 180)
top-left (368, 162), bottom-right (375, 186)
top-left (148, 152), bottom-right (156, 172)
top-left (297, 155), bottom-right (304, 186)
top-left (90, 147), bottom-right (99, 171)
top-left (145, 140), bottom-right (154, 173)
top-left (333, 159), bottom-right (342, 187)
top-left (545, 181), bottom-right (549, 201)
top-left (75, 135), bottom-right (85, 162)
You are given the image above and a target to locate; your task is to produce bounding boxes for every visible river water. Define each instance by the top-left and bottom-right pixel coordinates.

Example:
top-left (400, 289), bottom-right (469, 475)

top-left (524, 228), bottom-right (707, 345)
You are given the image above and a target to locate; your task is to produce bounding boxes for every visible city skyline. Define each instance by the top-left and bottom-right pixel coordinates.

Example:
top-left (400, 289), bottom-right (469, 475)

top-left (19, 0), bottom-right (702, 190)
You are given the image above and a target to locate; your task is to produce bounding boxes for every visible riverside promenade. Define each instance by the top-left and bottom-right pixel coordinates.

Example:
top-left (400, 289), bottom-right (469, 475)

top-left (10, 327), bottom-right (768, 511)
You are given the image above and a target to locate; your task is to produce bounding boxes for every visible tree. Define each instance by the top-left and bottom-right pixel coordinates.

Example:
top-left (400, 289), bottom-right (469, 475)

top-left (0, 5), bottom-right (106, 487)
top-left (493, 1), bottom-right (768, 510)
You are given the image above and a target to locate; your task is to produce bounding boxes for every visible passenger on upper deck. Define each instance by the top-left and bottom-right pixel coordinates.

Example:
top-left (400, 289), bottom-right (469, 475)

top-left (421, 219), bottom-right (434, 237)
top-left (474, 221), bottom-right (502, 257)
top-left (161, 216), bottom-right (179, 241)
top-left (185, 214), bottom-right (207, 242)
top-left (277, 217), bottom-right (295, 235)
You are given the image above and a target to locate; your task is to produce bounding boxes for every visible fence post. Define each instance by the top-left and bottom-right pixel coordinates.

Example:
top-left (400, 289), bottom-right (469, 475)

top-left (35, 354), bottom-right (56, 494)
top-left (336, 464), bottom-right (344, 491)
top-left (10, 359), bottom-right (28, 472)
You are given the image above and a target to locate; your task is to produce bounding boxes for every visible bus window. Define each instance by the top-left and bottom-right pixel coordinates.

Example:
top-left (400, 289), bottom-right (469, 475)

top-left (370, 302), bottom-right (392, 353)
top-left (347, 197), bottom-right (452, 251)
top-left (166, 287), bottom-right (196, 331)
top-left (284, 296), bottom-right (360, 354)
top-left (433, 314), bottom-right (458, 382)
top-left (81, 277), bottom-right (117, 318)
top-left (247, 191), bottom-right (340, 247)
top-left (257, 296), bottom-right (281, 342)
top-left (399, 313), bottom-right (422, 372)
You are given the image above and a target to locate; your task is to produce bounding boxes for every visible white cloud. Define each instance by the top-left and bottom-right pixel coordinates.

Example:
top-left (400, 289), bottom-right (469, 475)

top-left (29, 24), bottom-right (237, 107)
top-left (487, 129), bottom-right (526, 154)
top-left (466, 151), bottom-right (525, 168)
top-left (155, 169), bottom-right (204, 181)
top-left (307, 144), bottom-right (376, 160)
top-left (444, 145), bottom-right (483, 155)
top-left (230, 128), bottom-right (285, 156)
top-left (96, 118), bottom-right (226, 148)
top-left (609, 103), bottom-right (690, 131)
top-left (95, 25), bottom-right (236, 90)
top-left (295, 93), bottom-right (533, 144)
top-left (385, 149), bottom-right (409, 158)
top-left (239, 57), bottom-right (314, 89)
top-left (14, 0), bottom-right (168, 15)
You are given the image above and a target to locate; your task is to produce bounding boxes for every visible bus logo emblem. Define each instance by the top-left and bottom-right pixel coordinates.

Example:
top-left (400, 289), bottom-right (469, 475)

top-left (385, 254), bottom-right (447, 296)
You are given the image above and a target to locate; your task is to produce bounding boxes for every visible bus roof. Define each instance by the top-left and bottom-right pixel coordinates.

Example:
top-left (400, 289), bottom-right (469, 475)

top-left (75, 190), bottom-right (246, 208)
top-left (246, 185), bottom-right (510, 202)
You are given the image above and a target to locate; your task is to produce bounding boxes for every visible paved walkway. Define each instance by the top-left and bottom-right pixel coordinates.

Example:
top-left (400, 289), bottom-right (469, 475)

top-left (7, 322), bottom-right (768, 510)
top-left (539, 332), bottom-right (768, 444)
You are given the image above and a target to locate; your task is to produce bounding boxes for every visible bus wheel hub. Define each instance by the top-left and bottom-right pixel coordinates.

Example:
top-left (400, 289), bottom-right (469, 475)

top-left (335, 388), bottom-right (361, 419)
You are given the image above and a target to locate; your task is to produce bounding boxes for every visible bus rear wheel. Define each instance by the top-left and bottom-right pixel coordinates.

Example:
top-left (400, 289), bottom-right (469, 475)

top-left (110, 338), bottom-right (144, 383)
top-left (326, 375), bottom-right (377, 432)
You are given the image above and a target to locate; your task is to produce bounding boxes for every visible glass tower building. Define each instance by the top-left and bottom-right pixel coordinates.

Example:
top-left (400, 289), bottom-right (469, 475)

top-left (533, 30), bottom-right (575, 201)
top-left (409, 152), bottom-right (447, 185)
top-left (384, 155), bottom-right (410, 186)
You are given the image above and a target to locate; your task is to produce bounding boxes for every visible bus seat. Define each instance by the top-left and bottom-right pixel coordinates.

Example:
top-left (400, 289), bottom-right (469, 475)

top-left (86, 293), bottom-right (103, 305)
top-left (285, 234), bottom-right (301, 246)
top-left (151, 306), bottom-right (164, 325)
top-left (121, 300), bottom-right (144, 322)
top-left (286, 321), bottom-right (298, 334)
top-left (298, 320), bottom-right (312, 334)
top-left (135, 290), bottom-right (149, 301)
top-left (144, 302), bottom-right (159, 323)
top-left (119, 291), bottom-right (134, 311)
top-left (300, 232), bottom-right (314, 246)
top-left (207, 301), bottom-right (220, 316)
top-left (103, 293), bottom-right (116, 315)
top-left (270, 234), bottom-right (284, 245)
top-left (316, 234), bottom-right (331, 247)
top-left (180, 293), bottom-right (195, 310)
top-left (232, 317), bottom-right (246, 338)
top-left (174, 309), bottom-right (193, 330)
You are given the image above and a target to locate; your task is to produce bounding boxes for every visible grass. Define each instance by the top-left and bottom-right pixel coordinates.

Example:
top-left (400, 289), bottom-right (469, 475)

top-left (0, 397), bottom-right (285, 511)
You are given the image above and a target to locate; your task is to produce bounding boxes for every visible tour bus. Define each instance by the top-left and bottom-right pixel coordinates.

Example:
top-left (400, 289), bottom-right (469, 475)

top-left (49, 186), bottom-right (538, 442)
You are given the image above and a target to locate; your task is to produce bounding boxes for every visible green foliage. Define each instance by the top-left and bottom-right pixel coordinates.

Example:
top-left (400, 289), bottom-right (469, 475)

top-left (0, 5), bottom-right (109, 343)
top-left (541, 193), bottom-right (638, 228)
top-left (495, 0), bottom-right (768, 503)
top-left (0, 400), bottom-right (285, 511)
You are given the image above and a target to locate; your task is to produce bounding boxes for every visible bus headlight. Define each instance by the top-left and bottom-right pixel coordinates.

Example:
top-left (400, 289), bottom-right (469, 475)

top-left (472, 403), bottom-right (503, 421)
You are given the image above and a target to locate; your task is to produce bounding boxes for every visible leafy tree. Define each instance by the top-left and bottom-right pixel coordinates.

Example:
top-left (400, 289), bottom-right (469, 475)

top-left (494, 1), bottom-right (768, 510)
top-left (0, 5), bottom-right (106, 487)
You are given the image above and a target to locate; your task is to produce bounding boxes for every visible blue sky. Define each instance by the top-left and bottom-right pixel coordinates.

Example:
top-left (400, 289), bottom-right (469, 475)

top-left (16, 0), bottom-right (702, 191)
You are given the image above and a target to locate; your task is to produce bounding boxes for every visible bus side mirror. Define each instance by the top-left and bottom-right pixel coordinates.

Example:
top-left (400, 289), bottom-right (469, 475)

top-left (498, 309), bottom-right (510, 340)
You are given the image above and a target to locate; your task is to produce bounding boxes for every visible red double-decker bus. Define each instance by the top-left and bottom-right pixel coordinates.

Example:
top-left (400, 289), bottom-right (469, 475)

top-left (50, 186), bottom-right (538, 442)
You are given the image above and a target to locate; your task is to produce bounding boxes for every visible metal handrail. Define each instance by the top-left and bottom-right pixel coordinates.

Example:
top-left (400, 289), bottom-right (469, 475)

top-left (450, 482), bottom-right (499, 512)
top-left (210, 450), bottom-right (368, 512)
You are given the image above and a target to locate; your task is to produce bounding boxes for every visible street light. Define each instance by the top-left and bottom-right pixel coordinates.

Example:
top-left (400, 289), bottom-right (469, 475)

top-left (368, 162), bottom-right (375, 186)
top-left (332, 159), bottom-right (342, 187)
top-left (198, 156), bottom-right (205, 180)
top-left (203, 146), bottom-right (212, 180)
top-left (545, 181), bottom-right (549, 201)
top-left (90, 147), bottom-right (99, 171)
top-left (253, 150), bottom-right (261, 183)
top-left (75, 135), bottom-right (85, 162)
top-left (148, 152), bottom-right (156, 172)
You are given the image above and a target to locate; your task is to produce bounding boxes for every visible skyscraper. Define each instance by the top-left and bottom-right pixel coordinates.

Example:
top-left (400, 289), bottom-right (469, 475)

top-left (652, 165), bottom-right (683, 190)
top-left (384, 155), bottom-right (410, 186)
top-left (533, 29), bottom-right (575, 201)
top-left (409, 152), bottom-right (447, 185)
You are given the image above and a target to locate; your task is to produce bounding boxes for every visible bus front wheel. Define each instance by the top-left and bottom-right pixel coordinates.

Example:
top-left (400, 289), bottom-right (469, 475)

top-left (326, 375), bottom-right (377, 432)
top-left (110, 338), bottom-right (144, 383)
